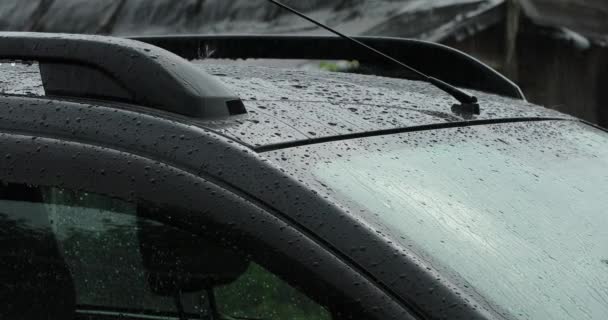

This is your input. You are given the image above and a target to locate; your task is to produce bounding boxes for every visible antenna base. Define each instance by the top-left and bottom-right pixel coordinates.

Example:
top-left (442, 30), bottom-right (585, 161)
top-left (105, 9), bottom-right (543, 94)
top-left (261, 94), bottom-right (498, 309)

top-left (451, 103), bottom-right (481, 117)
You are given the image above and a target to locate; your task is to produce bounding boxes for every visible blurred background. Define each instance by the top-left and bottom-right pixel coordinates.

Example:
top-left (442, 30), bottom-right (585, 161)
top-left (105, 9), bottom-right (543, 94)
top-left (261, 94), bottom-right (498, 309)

top-left (1, 0), bottom-right (607, 126)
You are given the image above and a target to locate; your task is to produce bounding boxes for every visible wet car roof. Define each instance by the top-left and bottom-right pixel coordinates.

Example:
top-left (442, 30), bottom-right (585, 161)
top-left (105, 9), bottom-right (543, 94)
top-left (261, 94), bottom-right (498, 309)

top-left (1, 61), bottom-right (573, 150)
top-left (198, 63), bottom-right (572, 149)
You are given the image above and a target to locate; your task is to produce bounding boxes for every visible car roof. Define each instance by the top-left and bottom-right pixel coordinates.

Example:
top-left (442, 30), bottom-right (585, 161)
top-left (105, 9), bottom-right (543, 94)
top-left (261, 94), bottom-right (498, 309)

top-left (196, 63), bottom-right (572, 150)
top-left (0, 36), bottom-right (590, 320)
top-left (1, 60), bottom-right (572, 152)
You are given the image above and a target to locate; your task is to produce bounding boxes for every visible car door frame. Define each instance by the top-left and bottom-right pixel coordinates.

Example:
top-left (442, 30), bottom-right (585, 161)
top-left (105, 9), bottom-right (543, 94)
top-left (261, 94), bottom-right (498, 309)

top-left (0, 117), bottom-right (416, 320)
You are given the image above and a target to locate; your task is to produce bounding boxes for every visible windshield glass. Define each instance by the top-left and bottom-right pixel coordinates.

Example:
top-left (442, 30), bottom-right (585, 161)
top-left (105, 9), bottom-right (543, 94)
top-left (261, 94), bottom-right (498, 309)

top-left (275, 120), bottom-right (608, 320)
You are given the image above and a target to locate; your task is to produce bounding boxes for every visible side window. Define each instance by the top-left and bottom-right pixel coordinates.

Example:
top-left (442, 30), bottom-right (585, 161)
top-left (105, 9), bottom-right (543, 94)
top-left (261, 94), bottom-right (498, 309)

top-left (0, 182), bottom-right (331, 320)
top-left (0, 61), bottom-right (44, 96)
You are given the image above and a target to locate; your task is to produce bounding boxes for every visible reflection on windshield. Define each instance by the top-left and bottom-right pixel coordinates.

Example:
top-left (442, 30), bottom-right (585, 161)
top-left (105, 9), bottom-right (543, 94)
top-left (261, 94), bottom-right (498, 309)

top-left (313, 121), bottom-right (608, 320)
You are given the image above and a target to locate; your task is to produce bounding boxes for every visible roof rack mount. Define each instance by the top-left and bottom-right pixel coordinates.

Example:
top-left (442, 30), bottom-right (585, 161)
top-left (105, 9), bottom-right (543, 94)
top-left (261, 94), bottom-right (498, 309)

top-left (0, 32), bottom-right (246, 118)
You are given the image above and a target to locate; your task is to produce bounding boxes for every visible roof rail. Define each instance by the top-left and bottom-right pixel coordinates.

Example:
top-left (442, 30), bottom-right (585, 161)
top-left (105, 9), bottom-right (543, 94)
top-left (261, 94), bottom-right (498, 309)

top-left (131, 34), bottom-right (525, 100)
top-left (0, 32), bottom-right (246, 118)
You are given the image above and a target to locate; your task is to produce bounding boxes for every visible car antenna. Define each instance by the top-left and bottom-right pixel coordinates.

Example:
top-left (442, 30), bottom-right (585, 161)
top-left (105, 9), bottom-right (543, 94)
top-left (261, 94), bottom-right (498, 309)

top-left (266, 0), bottom-right (481, 114)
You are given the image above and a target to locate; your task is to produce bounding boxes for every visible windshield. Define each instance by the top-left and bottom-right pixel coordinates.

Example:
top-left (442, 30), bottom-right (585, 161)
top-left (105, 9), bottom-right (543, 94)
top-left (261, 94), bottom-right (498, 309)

top-left (273, 120), bottom-right (608, 320)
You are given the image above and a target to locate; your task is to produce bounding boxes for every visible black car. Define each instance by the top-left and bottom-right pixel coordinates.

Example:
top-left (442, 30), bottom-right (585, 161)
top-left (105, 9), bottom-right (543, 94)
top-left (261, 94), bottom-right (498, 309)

top-left (0, 31), bottom-right (607, 320)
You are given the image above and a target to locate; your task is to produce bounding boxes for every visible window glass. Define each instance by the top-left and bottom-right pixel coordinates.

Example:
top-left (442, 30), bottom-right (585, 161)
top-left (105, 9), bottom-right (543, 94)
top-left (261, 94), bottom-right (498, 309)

top-left (0, 182), bottom-right (331, 320)
top-left (0, 61), bottom-right (44, 96)
top-left (216, 263), bottom-right (331, 320)
top-left (306, 121), bottom-right (608, 320)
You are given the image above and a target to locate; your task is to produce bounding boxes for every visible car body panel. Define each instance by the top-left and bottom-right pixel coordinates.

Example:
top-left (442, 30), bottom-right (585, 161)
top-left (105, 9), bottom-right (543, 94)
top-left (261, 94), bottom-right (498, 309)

top-left (0, 60), bottom-right (591, 320)
top-left (0, 93), bottom-right (510, 319)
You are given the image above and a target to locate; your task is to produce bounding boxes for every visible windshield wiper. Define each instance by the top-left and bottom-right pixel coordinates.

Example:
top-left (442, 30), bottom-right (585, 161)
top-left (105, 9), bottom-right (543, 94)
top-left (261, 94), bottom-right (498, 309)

top-left (265, 0), bottom-right (481, 115)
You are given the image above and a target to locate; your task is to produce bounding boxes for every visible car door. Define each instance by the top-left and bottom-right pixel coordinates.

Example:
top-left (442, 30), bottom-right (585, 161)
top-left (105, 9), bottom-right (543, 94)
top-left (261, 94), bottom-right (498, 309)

top-left (0, 117), bottom-right (414, 320)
